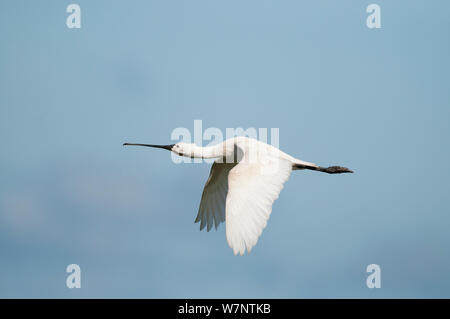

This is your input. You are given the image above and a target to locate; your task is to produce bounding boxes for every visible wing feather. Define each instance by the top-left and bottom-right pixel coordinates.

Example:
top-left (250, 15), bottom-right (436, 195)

top-left (196, 144), bottom-right (293, 255)
top-left (196, 162), bottom-right (236, 231)
top-left (225, 155), bottom-right (292, 255)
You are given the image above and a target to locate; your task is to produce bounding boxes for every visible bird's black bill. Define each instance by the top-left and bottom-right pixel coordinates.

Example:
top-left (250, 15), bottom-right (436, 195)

top-left (123, 143), bottom-right (175, 151)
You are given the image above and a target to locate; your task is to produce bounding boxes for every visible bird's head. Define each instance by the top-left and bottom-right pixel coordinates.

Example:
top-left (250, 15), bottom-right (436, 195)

top-left (171, 142), bottom-right (198, 157)
top-left (123, 142), bottom-right (195, 157)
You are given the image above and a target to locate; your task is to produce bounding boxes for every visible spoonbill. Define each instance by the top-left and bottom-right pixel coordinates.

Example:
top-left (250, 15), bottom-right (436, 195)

top-left (123, 137), bottom-right (353, 255)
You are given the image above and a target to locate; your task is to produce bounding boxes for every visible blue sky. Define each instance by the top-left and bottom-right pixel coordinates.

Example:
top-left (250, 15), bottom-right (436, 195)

top-left (1, 0), bottom-right (449, 298)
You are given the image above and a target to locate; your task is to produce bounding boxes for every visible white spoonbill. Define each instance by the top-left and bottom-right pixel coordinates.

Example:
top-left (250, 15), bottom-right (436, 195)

top-left (123, 136), bottom-right (353, 255)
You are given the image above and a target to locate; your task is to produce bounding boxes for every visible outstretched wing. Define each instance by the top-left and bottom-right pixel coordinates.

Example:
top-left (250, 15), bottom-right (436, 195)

top-left (195, 161), bottom-right (237, 231)
top-left (225, 155), bottom-right (293, 255)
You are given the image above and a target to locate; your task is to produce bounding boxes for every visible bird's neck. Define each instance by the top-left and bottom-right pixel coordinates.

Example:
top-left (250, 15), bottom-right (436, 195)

top-left (190, 143), bottom-right (226, 159)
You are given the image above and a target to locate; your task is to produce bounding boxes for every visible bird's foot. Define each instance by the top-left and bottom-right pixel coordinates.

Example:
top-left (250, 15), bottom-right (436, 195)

top-left (322, 166), bottom-right (354, 174)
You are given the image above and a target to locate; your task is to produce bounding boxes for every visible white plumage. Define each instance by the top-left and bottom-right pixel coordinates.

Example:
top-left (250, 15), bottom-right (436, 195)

top-left (124, 136), bottom-right (352, 255)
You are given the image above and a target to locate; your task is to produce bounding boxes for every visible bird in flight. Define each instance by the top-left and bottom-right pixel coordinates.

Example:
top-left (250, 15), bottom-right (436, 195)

top-left (123, 137), bottom-right (353, 255)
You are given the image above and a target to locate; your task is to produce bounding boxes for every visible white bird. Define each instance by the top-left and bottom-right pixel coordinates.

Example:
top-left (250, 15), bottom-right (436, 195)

top-left (124, 136), bottom-right (352, 255)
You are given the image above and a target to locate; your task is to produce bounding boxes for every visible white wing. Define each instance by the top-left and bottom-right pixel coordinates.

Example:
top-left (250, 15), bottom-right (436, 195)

top-left (225, 154), bottom-right (293, 255)
top-left (195, 162), bottom-right (237, 231)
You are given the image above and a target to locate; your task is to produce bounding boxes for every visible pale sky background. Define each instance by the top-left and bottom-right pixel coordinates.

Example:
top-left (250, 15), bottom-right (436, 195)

top-left (1, 0), bottom-right (449, 298)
